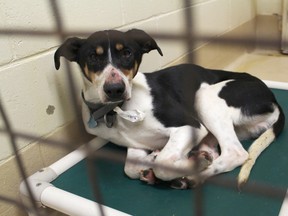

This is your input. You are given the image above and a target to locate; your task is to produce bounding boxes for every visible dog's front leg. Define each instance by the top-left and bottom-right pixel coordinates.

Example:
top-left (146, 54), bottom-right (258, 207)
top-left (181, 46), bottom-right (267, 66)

top-left (152, 125), bottom-right (210, 181)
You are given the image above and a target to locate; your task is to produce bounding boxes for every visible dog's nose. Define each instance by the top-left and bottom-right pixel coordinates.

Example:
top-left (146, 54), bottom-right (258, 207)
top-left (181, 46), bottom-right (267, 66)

top-left (103, 81), bottom-right (125, 100)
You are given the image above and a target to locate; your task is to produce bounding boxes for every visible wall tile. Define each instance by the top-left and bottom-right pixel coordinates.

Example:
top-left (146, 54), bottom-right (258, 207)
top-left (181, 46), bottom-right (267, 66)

top-left (39, 120), bottom-right (92, 167)
top-left (193, 0), bottom-right (230, 37)
top-left (0, 0), bottom-right (59, 61)
top-left (57, 0), bottom-right (123, 32)
top-left (0, 143), bottom-right (44, 214)
top-left (157, 9), bottom-right (188, 66)
top-left (0, 51), bottom-right (82, 159)
top-left (0, 7), bottom-right (13, 66)
top-left (122, 0), bottom-right (184, 24)
top-left (230, 0), bottom-right (256, 29)
top-left (1, 206), bottom-right (27, 216)
top-left (0, 36), bottom-right (13, 66)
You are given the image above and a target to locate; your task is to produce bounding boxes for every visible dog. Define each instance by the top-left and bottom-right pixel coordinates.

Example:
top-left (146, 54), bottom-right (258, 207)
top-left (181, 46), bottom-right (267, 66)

top-left (54, 29), bottom-right (285, 189)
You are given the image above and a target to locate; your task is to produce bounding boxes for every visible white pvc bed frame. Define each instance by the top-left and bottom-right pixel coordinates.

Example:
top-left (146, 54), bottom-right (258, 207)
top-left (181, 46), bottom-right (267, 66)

top-left (20, 137), bottom-right (131, 216)
top-left (20, 81), bottom-right (288, 216)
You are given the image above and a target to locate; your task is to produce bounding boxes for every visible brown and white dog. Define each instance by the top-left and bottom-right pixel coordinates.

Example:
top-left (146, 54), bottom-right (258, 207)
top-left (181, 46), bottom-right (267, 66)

top-left (54, 29), bottom-right (285, 189)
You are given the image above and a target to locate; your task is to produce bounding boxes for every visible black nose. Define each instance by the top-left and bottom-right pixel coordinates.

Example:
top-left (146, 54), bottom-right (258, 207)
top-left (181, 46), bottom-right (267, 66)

top-left (103, 81), bottom-right (125, 101)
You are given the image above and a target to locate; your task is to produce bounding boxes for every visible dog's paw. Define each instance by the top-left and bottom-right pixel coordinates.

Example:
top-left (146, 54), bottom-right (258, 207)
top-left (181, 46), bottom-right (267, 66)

top-left (188, 150), bottom-right (213, 171)
top-left (170, 177), bottom-right (190, 189)
top-left (140, 168), bottom-right (157, 185)
top-left (170, 176), bottom-right (203, 189)
top-left (185, 176), bottom-right (203, 188)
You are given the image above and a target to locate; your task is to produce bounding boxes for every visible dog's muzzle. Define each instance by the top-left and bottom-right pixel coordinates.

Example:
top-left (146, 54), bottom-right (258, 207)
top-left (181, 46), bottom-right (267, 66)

top-left (103, 80), bottom-right (126, 102)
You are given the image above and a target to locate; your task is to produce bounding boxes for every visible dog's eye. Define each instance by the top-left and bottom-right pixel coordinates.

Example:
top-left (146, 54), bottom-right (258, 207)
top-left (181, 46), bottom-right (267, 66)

top-left (122, 49), bottom-right (132, 58)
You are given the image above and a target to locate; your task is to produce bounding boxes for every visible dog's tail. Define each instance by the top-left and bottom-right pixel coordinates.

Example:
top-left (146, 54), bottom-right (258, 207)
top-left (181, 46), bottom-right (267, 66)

top-left (238, 105), bottom-right (285, 187)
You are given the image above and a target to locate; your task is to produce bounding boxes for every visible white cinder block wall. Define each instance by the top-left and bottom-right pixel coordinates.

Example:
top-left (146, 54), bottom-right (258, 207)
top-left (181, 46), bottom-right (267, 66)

top-left (0, 0), bottom-right (256, 164)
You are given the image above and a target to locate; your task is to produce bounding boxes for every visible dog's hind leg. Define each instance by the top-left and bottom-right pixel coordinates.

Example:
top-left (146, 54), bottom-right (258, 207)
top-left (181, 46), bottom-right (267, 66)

top-left (197, 133), bottom-right (220, 160)
top-left (186, 126), bottom-right (248, 187)
top-left (190, 82), bottom-right (249, 186)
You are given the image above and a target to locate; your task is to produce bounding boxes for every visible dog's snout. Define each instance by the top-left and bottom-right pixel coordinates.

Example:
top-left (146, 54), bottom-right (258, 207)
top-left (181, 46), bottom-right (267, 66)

top-left (104, 81), bottom-right (125, 101)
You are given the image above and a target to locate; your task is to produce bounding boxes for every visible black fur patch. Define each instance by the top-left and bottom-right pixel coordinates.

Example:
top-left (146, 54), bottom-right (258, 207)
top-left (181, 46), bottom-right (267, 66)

top-left (144, 64), bottom-right (216, 128)
top-left (218, 75), bottom-right (277, 116)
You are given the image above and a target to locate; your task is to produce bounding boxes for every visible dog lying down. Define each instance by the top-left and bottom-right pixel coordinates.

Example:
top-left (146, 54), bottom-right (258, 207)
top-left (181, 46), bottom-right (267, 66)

top-left (54, 29), bottom-right (285, 189)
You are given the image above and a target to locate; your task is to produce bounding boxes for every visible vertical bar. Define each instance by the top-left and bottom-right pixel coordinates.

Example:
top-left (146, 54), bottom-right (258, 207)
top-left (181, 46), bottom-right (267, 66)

top-left (194, 185), bottom-right (204, 216)
top-left (183, 0), bottom-right (204, 215)
top-left (281, 0), bottom-right (288, 53)
top-left (49, 1), bottom-right (106, 215)
top-left (49, 0), bottom-right (83, 129)
top-left (184, 0), bottom-right (195, 64)
top-left (85, 156), bottom-right (106, 216)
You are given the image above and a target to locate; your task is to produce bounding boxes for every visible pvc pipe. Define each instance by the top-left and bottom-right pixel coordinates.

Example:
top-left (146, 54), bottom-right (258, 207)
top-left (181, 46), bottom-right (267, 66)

top-left (41, 186), bottom-right (131, 216)
top-left (49, 137), bottom-right (108, 176)
top-left (48, 146), bottom-right (87, 176)
top-left (263, 80), bottom-right (288, 90)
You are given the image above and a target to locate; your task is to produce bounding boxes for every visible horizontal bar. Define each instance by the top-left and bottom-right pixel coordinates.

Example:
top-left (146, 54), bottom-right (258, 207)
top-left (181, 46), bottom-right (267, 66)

top-left (49, 137), bottom-right (108, 176)
top-left (41, 186), bottom-right (131, 216)
top-left (0, 28), bottom-right (283, 48)
top-left (263, 80), bottom-right (288, 90)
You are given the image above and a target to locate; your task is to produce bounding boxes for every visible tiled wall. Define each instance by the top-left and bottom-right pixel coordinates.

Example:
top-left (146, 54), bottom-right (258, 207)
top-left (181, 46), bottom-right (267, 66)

top-left (0, 0), bottom-right (257, 215)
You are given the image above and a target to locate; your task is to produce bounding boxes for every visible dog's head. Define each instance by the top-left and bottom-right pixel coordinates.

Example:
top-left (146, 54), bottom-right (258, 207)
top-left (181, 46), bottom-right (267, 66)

top-left (54, 29), bottom-right (162, 103)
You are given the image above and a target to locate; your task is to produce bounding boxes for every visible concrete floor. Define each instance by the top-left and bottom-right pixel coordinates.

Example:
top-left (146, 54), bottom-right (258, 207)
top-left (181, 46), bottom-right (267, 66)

top-left (225, 51), bottom-right (288, 83)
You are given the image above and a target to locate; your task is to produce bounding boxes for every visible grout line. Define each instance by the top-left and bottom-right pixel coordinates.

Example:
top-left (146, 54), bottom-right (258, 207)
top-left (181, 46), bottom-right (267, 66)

top-left (0, 47), bottom-right (58, 71)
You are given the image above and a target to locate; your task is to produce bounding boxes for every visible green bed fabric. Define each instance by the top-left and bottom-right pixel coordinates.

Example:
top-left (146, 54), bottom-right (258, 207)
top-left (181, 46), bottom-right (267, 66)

top-left (53, 89), bottom-right (288, 216)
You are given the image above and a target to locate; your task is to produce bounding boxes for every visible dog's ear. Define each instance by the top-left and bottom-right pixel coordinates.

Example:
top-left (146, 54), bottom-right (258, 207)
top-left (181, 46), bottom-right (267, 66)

top-left (54, 37), bottom-right (85, 70)
top-left (125, 29), bottom-right (163, 56)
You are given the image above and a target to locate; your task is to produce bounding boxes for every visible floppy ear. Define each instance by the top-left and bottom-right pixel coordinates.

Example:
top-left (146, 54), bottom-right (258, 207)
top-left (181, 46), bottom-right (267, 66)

top-left (125, 29), bottom-right (163, 56)
top-left (54, 37), bottom-right (85, 70)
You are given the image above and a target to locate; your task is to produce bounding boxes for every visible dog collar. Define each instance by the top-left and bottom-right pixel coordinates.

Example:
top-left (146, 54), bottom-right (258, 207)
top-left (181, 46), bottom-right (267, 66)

top-left (81, 91), bottom-right (122, 128)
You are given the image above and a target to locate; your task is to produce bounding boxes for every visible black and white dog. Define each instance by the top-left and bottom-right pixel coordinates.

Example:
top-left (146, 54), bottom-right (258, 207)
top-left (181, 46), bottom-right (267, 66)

top-left (54, 29), bottom-right (285, 189)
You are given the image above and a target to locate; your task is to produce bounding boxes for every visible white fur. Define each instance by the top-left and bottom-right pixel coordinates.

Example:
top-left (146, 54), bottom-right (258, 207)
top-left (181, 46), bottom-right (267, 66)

top-left (83, 72), bottom-right (170, 150)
